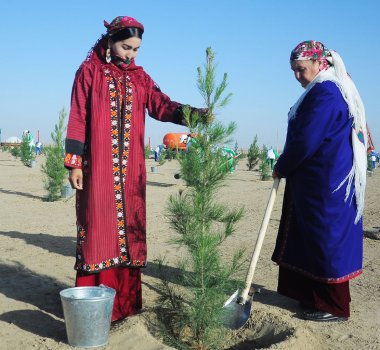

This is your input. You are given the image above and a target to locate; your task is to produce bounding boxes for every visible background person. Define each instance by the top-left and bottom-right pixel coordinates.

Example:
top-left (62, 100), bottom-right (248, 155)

top-left (35, 141), bottom-right (42, 155)
top-left (266, 146), bottom-right (276, 171)
top-left (370, 150), bottom-right (377, 170)
top-left (154, 145), bottom-right (161, 161)
top-left (64, 16), bottom-right (207, 322)
top-left (22, 130), bottom-right (35, 151)
top-left (272, 40), bottom-right (367, 322)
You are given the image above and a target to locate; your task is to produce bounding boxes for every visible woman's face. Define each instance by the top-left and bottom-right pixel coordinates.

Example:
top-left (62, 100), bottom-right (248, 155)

top-left (110, 37), bottom-right (142, 62)
top-left (290, 60), bottom-right (323, 88)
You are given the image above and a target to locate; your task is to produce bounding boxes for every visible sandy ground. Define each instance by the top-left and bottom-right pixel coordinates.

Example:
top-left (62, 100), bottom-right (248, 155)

top-left (0, 150), bottom-right (379, 350)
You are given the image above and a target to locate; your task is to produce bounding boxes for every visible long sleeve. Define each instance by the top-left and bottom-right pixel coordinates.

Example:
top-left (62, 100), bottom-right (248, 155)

top-left (145, 74), bottom-right (184, 125)
top-left (275, 82), bottom-right (340, 178)
top-left (65, 64), bottom-right (93, 156)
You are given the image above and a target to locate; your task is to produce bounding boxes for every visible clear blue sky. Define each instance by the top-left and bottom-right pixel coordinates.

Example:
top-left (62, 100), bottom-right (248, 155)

top-left (0, 0), bottom-right (379, 150)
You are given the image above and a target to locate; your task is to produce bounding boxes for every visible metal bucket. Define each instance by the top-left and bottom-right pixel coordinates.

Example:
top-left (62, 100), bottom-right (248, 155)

top-left (60, 286), bottom-right (116, 348)
top-left (61, 184), bottom-right (74, 198)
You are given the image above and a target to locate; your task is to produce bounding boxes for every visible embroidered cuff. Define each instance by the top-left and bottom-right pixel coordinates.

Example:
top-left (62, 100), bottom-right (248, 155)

top-left (64, 153), bottom-right (82, 169)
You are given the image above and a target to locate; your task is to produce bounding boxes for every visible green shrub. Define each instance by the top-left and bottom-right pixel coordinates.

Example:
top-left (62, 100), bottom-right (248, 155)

top-left (166, 147), bottom-right (176, 161)
top-left (10, 147), bottom-right (22, 158)
top-left (158, 151), bottom-right (166, 165)
top-left (20, 135), bottom-right (35, 166)
top-left (246, 135), bottom-right (260, 170)
top-left (144, 144), bottom-right (151, 159)
top-left (258, 145), bottom-right (271, 180)
top-left (41, 108), bottom-right (68, 201)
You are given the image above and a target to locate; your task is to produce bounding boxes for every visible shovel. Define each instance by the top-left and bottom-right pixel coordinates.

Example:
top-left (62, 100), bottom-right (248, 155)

top-left (222, 177), bottom-right (280, 329)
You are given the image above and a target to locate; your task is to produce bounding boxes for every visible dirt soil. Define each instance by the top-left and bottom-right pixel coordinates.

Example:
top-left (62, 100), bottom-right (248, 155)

top-left (1, 150), bottom-right (379, 350)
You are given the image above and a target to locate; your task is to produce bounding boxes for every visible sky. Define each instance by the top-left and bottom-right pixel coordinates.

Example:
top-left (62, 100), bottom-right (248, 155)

top-left (0, 0), bottom-right (379, 150)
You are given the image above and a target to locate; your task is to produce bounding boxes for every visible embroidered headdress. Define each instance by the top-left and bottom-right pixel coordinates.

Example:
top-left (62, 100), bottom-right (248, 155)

top-left (79, 16), bottom-right (145, 67)
top-left (290, 40), bottom-right (331, 71)
top-left (290, 40), bottom-right (330, 60)
top-left (104, 16), bottom-right (144, 36)
top-left (289, 40), bottom-right (368, 223)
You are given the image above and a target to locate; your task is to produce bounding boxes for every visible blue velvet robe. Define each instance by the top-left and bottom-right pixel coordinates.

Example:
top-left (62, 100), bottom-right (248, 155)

top-left (272, 81), bottom-right (363, 283)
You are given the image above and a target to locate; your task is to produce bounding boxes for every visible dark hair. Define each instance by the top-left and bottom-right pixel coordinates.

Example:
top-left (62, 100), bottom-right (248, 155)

top-left (109, 27), bottom-right (143, 43)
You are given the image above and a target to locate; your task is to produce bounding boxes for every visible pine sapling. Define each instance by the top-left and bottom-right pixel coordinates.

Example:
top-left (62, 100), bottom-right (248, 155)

top-left (20, 134), bottom-right (35, 166)
top-left (144, 144), bottom-right (151, 159)
top-left (155, 48), bottom-right (245, 350)
top-left (42, 108), bottom-right (68, 201)
top-left (246, 135), bottom-right (260, 170)
top-left (258, 145), bottom-right (271, 180)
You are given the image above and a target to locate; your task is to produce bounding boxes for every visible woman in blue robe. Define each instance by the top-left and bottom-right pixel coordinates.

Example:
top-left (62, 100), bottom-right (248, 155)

top-left (272, 41), bottom-right (368, 322)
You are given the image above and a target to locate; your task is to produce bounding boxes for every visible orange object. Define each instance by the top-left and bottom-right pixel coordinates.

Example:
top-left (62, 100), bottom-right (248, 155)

top-left (163, 132), bottom-right (189, 150)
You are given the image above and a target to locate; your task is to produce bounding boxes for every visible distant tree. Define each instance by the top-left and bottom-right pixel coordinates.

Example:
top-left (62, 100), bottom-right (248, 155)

top-left (165, 147), bottom-right (175, 161)
top-left (20, 134), bottom-right (35, 166)
top-left (246, 135), bottom-right (260, 170)
top-left (258, 144), bottom-right (271, 180)
top-left (144, 144), bottom-right (151, 159)
top-left (41, 108), bottom-right (68, 201)
top-left (10, 146), bottom-right (22, 158)
top-left (157, 151), bottom-right (166, 165)
top-left (233, 140), bottom-right (239, 154)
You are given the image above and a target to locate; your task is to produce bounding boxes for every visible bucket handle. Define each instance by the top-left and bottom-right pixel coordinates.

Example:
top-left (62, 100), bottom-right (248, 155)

top-left (99, 284), bottom-right (114, 290)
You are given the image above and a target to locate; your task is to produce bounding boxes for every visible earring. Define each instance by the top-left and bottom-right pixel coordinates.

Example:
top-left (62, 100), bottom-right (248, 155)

top-left (106, 48), bottom-right (111, 63)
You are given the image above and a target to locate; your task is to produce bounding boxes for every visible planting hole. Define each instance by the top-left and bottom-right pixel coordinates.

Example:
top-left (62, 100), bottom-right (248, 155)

top-left (224, 308), bottom-right (295, 349)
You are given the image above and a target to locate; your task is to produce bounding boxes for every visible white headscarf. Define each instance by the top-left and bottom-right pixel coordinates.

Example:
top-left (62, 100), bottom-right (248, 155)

top-left (289, 50), bottom-right (368, 223)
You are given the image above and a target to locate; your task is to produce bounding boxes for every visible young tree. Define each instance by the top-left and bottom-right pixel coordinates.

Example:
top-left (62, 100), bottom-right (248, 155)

top-left (144, 144), bottom-right (151, 159)
top-left (20, 134), bottom-right (35, 166)
top-left (234, 140), bottom-right (239, 155)
top-left (258, 144), bottom-right (271, 180)
top-left (41, 108), bottom-right (68, 201)
top-left (10, 145), bottom-right (22, 159)
top-left (156, 48), bottom-right (245, 350)
top-left (165, 146), bottom-right (176, 161)
top-left (246, 135), bottom-right (260, 170)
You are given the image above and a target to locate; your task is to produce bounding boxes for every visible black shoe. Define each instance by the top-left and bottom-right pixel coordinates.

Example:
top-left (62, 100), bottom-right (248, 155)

top-left (302, 309), bottom-right (347, 322)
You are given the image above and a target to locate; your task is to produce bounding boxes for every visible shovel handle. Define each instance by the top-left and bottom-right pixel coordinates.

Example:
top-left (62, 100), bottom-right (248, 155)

top-left (239, 177), bottom-right (280, 304)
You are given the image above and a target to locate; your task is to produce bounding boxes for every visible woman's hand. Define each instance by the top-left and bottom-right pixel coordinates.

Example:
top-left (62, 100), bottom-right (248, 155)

top-left (193, 107), bottom-right (213, 125)
top-left (69, 168), bottom-right (83, 190)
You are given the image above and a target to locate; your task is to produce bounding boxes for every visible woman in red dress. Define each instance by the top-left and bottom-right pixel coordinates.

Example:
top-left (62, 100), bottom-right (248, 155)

top-left (64, 16), bottom-right (206, 321)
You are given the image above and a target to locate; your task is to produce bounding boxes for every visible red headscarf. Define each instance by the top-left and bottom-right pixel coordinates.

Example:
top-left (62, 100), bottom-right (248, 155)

top-left (104, 16), bottom-right (144, 36)
top-left (79, 16), bottom-right (144, 68)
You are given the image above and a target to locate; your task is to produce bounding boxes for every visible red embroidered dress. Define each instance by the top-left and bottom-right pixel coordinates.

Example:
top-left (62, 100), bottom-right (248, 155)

top-left (65, 41), bottom-right (183, 274)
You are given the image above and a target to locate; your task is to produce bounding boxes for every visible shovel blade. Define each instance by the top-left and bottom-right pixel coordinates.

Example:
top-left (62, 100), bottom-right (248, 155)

top-left (222, 290), bottom-right (252, 330)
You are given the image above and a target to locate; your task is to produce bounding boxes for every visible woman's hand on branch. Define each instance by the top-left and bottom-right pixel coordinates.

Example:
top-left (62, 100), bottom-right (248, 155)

top-left (192, 107), bottom-right (213, 125)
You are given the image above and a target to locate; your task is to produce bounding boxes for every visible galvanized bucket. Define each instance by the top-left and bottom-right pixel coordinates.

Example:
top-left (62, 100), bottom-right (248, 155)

top-left (61, 184), bottom-right (74, 198)
top-left (60, 286), bottom-right (116, 348)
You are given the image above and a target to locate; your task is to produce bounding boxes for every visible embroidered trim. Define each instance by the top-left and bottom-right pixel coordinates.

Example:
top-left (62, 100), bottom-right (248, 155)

top-left (64, 153), bottom-right (82, 168)
top-left (75, 68), bottom-right (146, 273)
top-left (278, 261), bottom-right (362, 284)
top-left (274, 185), bottom-right (361, 283)
top-left (75, 223), bottom-right (147, 272)
top-left (107, 69), bottom-right (131, 266)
